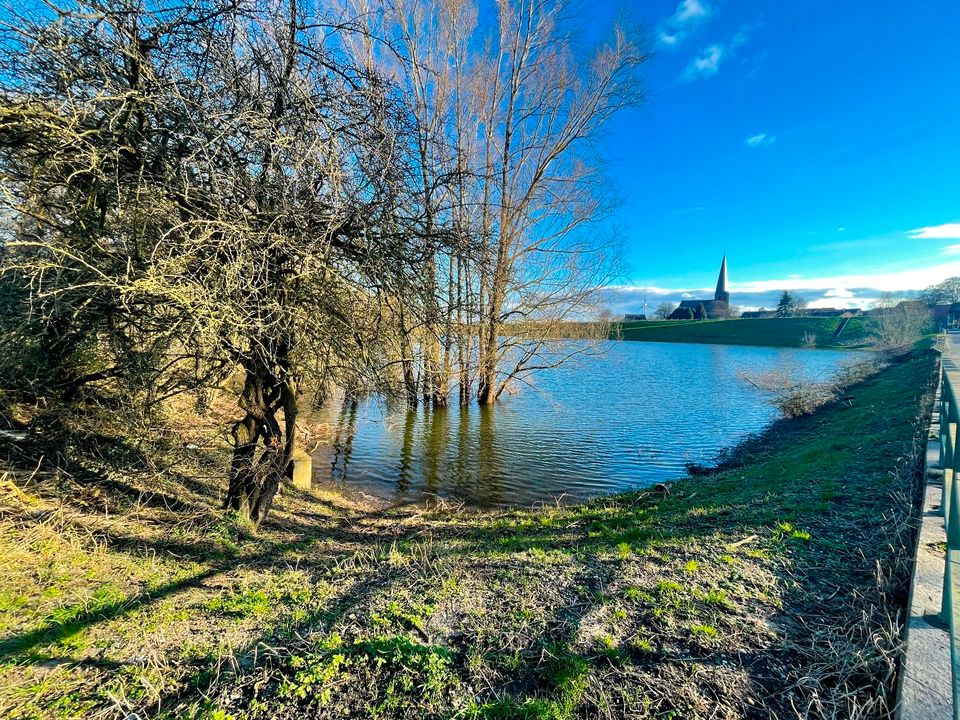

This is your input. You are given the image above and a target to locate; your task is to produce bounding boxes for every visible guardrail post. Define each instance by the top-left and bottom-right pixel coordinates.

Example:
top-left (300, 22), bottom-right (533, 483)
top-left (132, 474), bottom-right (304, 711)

top-left (941, 443), bottom-right (960, 626)
top-left (943, 392), bottom-right (950, 471)
top-left (944, 406), bottom-right (957, 522)
top-left (944, 389), bottom-right (951, 517)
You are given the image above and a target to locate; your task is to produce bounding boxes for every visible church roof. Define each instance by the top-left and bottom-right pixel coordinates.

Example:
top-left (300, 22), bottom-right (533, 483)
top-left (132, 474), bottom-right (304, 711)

top-left (678, 299), bottom-right (724, 309)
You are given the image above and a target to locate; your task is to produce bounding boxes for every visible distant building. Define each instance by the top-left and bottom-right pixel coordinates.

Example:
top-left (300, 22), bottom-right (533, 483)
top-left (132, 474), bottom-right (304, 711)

top-left (623, 313), bottom-right (647, 321)
top-left (742, 307), bottom-right (861, 319)
top-left (671, 256), bottom-right (730, 319)
top-left (865, 300), bottom-right (926, 317)
top-left (873, 300), bottom-right (959, 330)
top-left (931, 303), bottom-right (960, 330)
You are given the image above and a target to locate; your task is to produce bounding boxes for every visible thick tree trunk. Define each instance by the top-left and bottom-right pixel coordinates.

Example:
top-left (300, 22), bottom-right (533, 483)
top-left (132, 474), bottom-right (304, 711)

top-left (225, 356), bottom-right (296, 528)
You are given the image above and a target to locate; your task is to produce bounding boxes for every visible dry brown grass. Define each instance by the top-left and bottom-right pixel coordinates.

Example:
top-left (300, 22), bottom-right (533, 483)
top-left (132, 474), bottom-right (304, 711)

top-left (0, 347), bottom-right (939, 720)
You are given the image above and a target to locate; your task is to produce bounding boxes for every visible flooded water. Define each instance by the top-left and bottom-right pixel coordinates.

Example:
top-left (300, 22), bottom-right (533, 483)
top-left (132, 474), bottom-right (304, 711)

top-left (310, 341), bottom-right (851, 506)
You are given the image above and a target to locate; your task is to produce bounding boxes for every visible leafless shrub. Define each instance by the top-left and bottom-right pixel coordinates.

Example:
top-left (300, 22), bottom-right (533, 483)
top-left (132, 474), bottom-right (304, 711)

top-left (740, 356), bottom-right (883, 419)
top-left (800, 331), bottom-right (817, 348)
top-left (868, 295), bottom-right (933, 351)
top-left (740, 365), bottom-right (837, 418)
top-left (835, 357), bottom-right (885, 388)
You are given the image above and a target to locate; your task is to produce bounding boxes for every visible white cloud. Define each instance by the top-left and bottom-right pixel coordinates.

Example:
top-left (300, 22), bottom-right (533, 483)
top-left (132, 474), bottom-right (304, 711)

top-left (657, 0), bottom-right (712, 49)
top-left (675, 0), bottom-right (711, 22)
top-left (944, 244), bottom-right (960, 254)
top-left (907, 222), bottom-right (960, 239)
top-left (823, 288), bottom-right (854, 298)
top-left (806, 296), bottom-right (870, 310)
top-left (682, 26), bottom-right (753, 81)
top-left (684, 44), bottom-right (724, 79)
top-left (745, 132), bottom-right (775, 148)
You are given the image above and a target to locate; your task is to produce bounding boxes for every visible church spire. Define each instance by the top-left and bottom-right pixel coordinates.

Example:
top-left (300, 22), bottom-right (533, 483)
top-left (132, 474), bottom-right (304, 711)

top-left (714, 254), bottom-right (729, 303)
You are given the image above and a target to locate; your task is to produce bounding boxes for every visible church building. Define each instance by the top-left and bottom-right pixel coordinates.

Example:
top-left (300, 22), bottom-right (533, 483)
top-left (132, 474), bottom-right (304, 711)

top-left (673, 256), bottom-right (730, 319)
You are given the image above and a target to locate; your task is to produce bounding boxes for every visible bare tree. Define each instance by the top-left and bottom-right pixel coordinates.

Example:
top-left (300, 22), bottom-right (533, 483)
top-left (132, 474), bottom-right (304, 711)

top-left (867, 294), bottom-right (932, 351)
top-left (0, 0), bottom-right (407, 526)
top-left (472, 0), bottom-right (646, 404)
top-left (654, 302), bottom-right (677, 320)
top-left (921, 277), bottom-right (960, 305)
top-left (343, 0), bottom-right (647, 406)
top-left (0, 0), bottom-right (649, 526)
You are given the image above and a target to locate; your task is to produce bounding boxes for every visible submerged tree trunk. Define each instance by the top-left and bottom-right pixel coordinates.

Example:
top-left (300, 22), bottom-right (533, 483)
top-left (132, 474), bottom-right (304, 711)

top-left (397, 303), bottom-right (419, 408)
top-left (477, 318), bottom-right (498, 405)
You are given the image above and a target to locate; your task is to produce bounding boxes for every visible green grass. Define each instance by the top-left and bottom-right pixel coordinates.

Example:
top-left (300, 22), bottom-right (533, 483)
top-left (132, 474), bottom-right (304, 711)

top-left (613, 316), bottom-right (870, 348)
top-left (0, 346), bottom-right (938, 720)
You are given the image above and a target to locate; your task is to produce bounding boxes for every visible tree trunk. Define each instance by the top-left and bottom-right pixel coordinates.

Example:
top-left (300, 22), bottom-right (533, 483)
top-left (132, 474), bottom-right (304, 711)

top-left (478, 257), bottom-right (507, 405)
top-left (477, 314), bottom-right (498, 405)
top-left (398, 304), bottom-right (419, 408)
top-left (225, 356), bottom-right (295, 527)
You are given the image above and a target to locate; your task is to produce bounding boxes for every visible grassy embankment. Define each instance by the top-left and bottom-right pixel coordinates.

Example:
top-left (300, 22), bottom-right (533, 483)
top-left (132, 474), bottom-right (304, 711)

top-left (614, 316), bottom-right (870, 348)
top-left (0, 347), bottom-right (936, 719)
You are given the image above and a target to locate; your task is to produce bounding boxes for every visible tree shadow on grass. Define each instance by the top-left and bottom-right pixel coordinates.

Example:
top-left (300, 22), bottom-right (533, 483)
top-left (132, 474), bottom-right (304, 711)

top-left (0, 565), bottom-right (219, 659)
top-left (0, 349), bottom-right (938, 718)
top-left (139, 349), bottom-right (937, 718)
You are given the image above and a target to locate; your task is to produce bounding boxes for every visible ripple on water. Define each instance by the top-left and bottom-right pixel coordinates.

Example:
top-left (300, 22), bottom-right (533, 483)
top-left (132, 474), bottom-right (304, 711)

top-left (310, 340), bottom-right (851, 506)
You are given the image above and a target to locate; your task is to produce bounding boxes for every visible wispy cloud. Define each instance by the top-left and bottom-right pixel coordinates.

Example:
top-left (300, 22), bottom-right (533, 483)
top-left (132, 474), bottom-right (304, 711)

top-left (682, 26), bottom-right (752, 82)
top-left (730, 25), bottom-right (752, 50)
top-left (657, 0), bottom-right (712, 49)
top-left (659, 32), bottom-right (680, 46)
top-left (823, 288), bottom-right (855, 298)
top-left (675, 0), bottom-right (710, 22)
top-left (944, 244), bottom-right (960, 254)
top-left (907, 222), bottom-right (960, 239)
top-left (745, 132), bottom-right (775, 148)
top-left (726, 265), bottom-right (956, 294)
top-left (684, 44), bottom-right (724, 79)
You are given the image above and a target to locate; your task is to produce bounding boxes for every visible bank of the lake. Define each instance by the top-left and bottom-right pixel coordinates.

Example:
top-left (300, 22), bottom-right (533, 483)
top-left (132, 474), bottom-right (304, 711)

top-left (614, 315), bottom-right (871, 348)
top-left (0, 347), bottom-right (937, 720)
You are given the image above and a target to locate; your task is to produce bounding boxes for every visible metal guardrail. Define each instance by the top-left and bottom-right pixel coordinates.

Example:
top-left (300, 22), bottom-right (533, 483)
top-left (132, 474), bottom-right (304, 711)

top-left (939, 331), bottom-right (960, 719)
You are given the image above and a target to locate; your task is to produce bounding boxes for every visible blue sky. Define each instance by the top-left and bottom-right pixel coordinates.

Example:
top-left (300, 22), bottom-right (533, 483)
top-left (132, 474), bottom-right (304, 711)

top-left (590, 0), bottom-right (960, 313)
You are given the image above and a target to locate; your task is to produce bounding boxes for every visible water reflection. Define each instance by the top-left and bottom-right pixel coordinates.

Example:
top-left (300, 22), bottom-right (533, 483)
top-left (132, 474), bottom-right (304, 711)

top-left (329, 398), bottom-right (358, 479)
top-left (398, 408), bottom-right (416, 494)
top-left (312, 341), bottom-right (853, 506)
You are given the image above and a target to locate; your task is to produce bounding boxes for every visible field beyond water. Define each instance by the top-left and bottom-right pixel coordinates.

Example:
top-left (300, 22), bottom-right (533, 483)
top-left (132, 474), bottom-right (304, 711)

top-left (0, 347), bottom-right (937, 719)
top-left (614, 316), bottom-right (870, 348)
